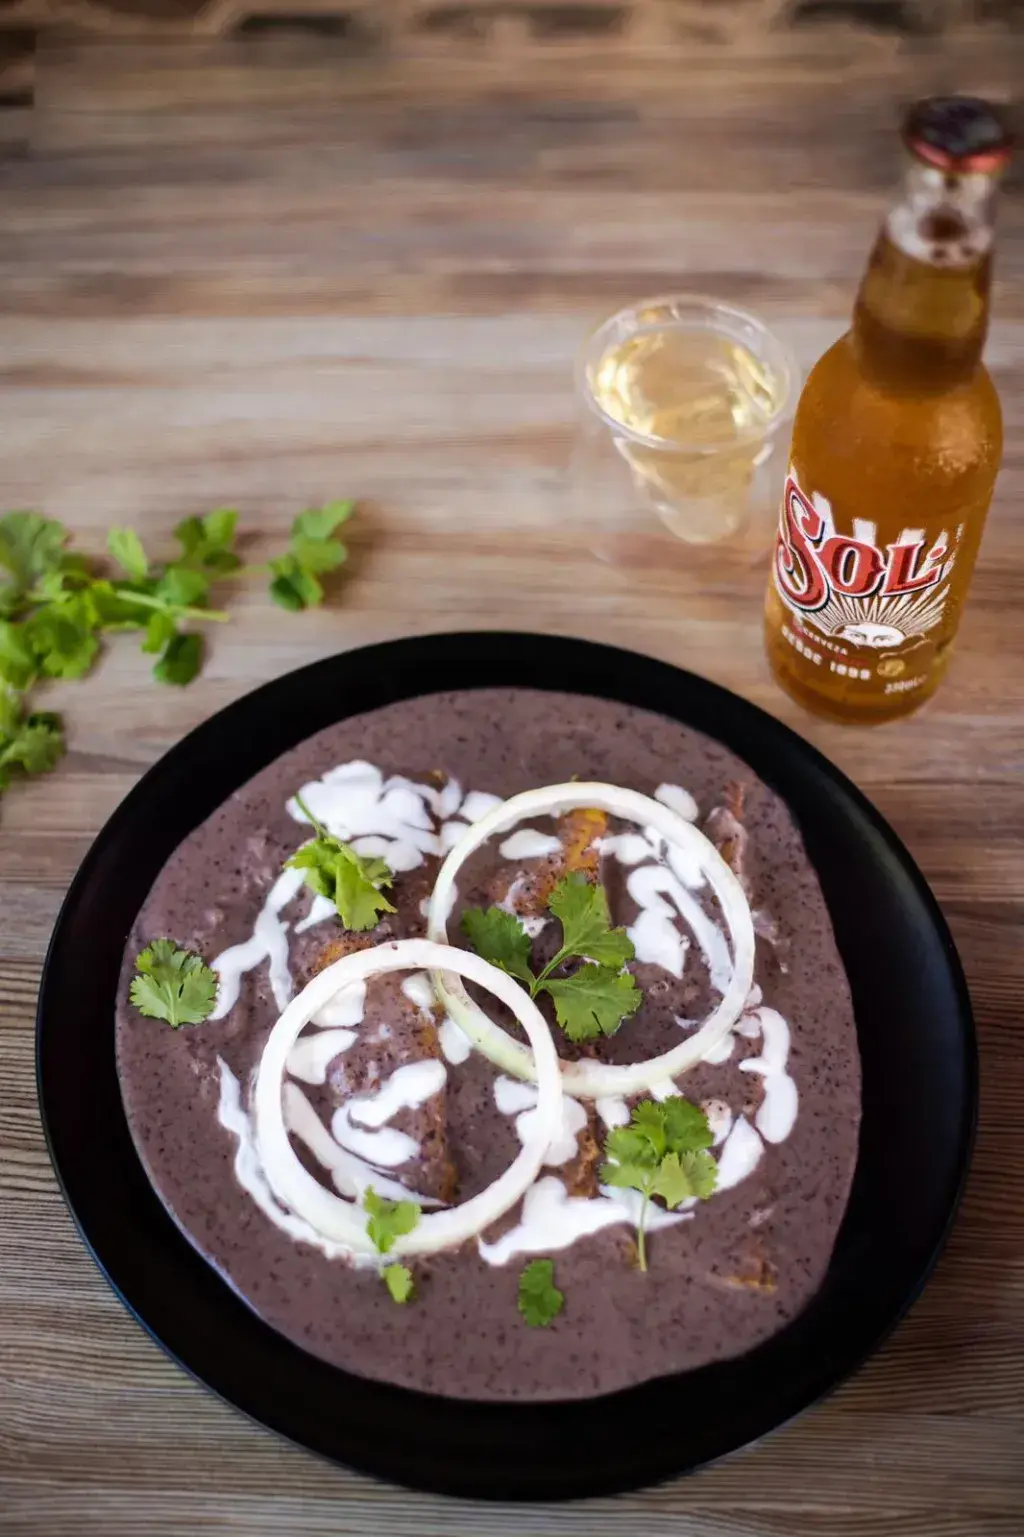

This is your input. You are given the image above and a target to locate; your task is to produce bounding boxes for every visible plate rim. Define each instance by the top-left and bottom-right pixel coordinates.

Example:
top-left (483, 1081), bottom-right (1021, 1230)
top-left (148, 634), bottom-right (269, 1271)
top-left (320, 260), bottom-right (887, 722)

top-left (35, 631), bottom-right (977, 1500)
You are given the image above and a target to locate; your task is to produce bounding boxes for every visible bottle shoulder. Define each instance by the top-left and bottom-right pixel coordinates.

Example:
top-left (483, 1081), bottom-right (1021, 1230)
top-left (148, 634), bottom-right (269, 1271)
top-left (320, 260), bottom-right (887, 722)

top-left (793, 332), bottom-right (1002, 479)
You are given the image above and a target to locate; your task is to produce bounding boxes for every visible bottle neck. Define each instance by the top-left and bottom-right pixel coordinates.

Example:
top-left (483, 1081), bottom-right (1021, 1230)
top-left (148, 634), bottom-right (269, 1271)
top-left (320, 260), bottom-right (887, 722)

top-left (852, 161), bottom-right (998, 392)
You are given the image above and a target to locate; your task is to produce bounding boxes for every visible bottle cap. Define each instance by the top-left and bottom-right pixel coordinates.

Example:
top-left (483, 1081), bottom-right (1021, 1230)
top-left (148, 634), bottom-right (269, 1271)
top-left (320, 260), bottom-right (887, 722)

top-left (903, 97), bottom-right (1013, 175)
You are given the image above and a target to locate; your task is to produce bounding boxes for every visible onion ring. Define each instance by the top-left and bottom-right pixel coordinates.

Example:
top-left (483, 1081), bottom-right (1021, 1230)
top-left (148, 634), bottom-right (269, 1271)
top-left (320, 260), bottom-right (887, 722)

top-left (425, 782), bottom-right (755, 1098)
top-left (254, 939), bottom-right (562, 1260)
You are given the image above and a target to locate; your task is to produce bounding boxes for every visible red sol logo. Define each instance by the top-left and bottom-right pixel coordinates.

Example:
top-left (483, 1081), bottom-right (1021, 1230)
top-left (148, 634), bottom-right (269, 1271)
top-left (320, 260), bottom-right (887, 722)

top-left (772, 471), bottom-right (959, 654)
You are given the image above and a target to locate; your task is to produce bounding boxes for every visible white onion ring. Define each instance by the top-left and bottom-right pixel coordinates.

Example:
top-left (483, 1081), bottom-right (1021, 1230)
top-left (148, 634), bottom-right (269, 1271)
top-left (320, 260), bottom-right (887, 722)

top-left (254, 939), bottom-right (562, 1260)
top-left (425, 783), bottom-right (755, 1098)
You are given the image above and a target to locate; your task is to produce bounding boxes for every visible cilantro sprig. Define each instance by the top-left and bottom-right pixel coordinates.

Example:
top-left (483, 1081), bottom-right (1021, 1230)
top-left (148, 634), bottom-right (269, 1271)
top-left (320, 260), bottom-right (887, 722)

top-left (364, 1188), bottom-right (419, 1305)
top-left (268, 501), bottom-right (352, 611)
top-left (129, 940), bottom-right (219, 1028)
top-left (461, 873), bottom-right (641, 1043)
top-left (0, 694), bottom-right (64, 791)
top-left (0, 501), bottom-right (356, 813)
top-left (287, 794), bottom-right (397, 931)
top-left (517, 1258), bottom-right (564, 1327)
top-left (600, 1097), bottom-right (717, 1272)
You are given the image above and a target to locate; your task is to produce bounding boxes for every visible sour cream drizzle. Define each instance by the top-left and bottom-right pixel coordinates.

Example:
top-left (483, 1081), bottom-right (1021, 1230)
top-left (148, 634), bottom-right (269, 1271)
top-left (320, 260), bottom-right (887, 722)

top-left (217, 1059), bottom-right (354, 1259)
top-left (493, 1076), bottom-right (588, 1167)
top-left (740, 1008), bottom-right (798, 1144)
top-left (209, 765), bottom-right (498, 1020)
top-left (478, 1174), bottom-right (690, 1266)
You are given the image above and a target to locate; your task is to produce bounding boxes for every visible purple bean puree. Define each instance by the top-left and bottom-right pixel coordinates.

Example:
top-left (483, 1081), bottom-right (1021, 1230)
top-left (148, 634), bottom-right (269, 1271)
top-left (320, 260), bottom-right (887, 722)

top-left (115, 689), bottom-right (860, 1401)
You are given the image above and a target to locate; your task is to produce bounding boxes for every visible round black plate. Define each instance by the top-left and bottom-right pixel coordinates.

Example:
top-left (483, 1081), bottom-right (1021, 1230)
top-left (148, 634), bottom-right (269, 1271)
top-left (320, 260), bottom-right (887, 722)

top-left (37, 633), bottom-right (975, 1500)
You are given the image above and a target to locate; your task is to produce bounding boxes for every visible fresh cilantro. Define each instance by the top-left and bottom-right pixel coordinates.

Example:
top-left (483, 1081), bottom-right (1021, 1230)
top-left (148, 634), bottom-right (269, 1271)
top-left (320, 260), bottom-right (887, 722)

top-left (0, 500), bottom-right (356, 813)
top-left (154, 564), bottom-right (211, 611)
top-left (364, 1187), bottom-right (420, 1256)
top-left (517, 1258), bottom-right (564, 1327)
top-left (547, 875), bottom-right (635, 969)
top-left (544, 966), bottom-right (641, 1043)
top-left (141, 610), bottom-right (177, 655)
top-left (129, 939), bottom-right (218, 1028)
top-left (152, 632), bottom-right (203, 686)
top-left (461, 872), bottom-right (640, 1042)
top-left (0, 513), bottom-right (77, 615)
top-left (0, 620), bottom-right (37, 690)
top-left (268, 501), bottom-right (352, 611)
top-left (174, 508), bottom-right (242, 573)
top-left (382, 1263), bottom-right (415, 1304)
top-left (107, 527), bottom-right (149, 582)
top-left (460, 905), bottom-right (534, 987)
top-left (287, 793), bottom-right (396, 931)
top-left (23, 594), bottom-right (100, 680)
top-left (600, 1096), bottom-right (717, 1272)
top-left (0, 697), bottom-right (64, 791)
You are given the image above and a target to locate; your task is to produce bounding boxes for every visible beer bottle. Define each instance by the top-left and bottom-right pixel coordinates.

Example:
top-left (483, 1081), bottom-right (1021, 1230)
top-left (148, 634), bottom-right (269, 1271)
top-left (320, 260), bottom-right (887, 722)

top-left (764, 97), bottom-right (1012, 724)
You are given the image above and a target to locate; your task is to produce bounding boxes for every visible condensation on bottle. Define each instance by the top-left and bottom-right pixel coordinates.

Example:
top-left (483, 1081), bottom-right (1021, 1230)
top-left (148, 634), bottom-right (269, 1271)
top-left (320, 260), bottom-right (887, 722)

top-left (764, 97), bottom-right (1013, 724)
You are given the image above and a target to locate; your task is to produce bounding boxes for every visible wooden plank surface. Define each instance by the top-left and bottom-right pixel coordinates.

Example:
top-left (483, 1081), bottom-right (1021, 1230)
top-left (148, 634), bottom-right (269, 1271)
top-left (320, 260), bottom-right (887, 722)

top-left (1, 32), bottom-right (1022, 1537)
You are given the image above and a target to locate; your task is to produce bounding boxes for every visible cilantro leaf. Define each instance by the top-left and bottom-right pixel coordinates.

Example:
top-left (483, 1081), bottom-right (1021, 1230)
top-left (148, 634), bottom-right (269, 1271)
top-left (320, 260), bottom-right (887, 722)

top-left (382, 1263), bottom-right (415, 1304)
top-left (23, 595), bottom-right (100, 680)
top-left (174, 508), bottom-right (241, 573)
top-left (155, 565), bottom-right (211, 611)
top-left (651, 1149), bottom-right (717, 1207)
top-left (0, 620), bottom-right (37, 690)
top-left (460, 906), bottom-right (535, 987)
top-left (600, 1097), bottom-right (717, 1271)
top-left (603, 1123), bottom-right (660, 1172)
top-left (660, 1095), bottom-right (715, 1154)
top-left (129, 940), bottom-right (218, 1028)
top-left (286, 794), bottom-right (396, 930)
top-left (152, 631), bottom-right (203, 686)
top-left (364, 1187), bottom-right (420, 1255)
top-left (547, 873), bottom-right (635, 969)
top-left (0, 705), bottom-right (64, 791)
top-left (544, 964), bottom-right (641, 1043)
top-left (81, 580), bottom-right (140, 632)
top-left (107, 527), bottom-right (149, 582)
top-left (268, 502), bottom-right (352, 611)
top-left (517, 1258), bottom-right (564, 1327)
top-left (461, 871), bottom-right (642, 1042)
top-left (141, 610), bottom-right (177, 655)
top-left (293, 500), bottom-right (354, 542)
top-left (268, 559), bottom-right (325, 612)
top-left (632, 1098), bottom-right (672, 1155)
top-left (0, 512), bottom-right (72, 613)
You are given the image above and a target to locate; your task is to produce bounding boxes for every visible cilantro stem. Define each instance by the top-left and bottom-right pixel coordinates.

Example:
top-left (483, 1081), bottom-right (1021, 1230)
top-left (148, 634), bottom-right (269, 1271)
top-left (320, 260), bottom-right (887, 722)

top-left (637, 1185), bottom-right (651, 1273)
top-left (115, 591), bottom-right (230, 623)
top-left (532, 946), bottom-right (573, 993)
top-left (294, 791), bottom-right (330, 840)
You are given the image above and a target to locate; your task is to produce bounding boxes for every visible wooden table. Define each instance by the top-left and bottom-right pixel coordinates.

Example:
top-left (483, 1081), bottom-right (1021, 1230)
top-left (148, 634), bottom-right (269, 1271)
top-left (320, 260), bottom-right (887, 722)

top-left (1, 29), bottom-right (1022, 1537)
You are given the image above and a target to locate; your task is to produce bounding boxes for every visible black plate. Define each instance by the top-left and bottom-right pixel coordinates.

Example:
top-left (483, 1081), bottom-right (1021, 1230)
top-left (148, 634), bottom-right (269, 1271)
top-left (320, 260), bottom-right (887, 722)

top-left (37, 633), bottom-right (975, 1500)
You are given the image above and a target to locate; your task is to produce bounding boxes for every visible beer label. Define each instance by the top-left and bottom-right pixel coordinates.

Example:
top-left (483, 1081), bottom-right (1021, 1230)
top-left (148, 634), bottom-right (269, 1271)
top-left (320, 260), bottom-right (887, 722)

top-left (771, 469), bottom-right (962, 685)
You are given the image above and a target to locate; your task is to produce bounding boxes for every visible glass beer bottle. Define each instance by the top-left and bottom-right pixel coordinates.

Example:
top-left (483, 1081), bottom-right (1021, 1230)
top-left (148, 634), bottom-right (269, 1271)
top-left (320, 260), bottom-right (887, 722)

top-left (764, 97), bottom-right (1012, 723)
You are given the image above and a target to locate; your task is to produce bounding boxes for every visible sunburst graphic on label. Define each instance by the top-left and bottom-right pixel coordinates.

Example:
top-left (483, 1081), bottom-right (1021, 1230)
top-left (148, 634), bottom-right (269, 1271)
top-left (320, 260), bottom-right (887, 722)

top-left (803, 582), bottom-right (950, 648)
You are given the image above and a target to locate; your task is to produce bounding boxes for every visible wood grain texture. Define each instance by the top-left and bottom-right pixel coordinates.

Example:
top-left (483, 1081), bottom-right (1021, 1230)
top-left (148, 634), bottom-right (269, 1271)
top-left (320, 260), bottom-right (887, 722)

top-left (0, 31), bottom-right (1022, 1537)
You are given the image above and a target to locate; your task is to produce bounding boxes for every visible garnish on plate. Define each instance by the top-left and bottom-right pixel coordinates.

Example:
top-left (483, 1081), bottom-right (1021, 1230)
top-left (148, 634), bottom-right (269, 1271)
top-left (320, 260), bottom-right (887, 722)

top-left (382, 1264), bottom-right (415, 1304)
top-left (287, 794), bottom-right (397, 931)
top-left (517, 1258), bottom-right (564, 1327)
top-left (461, 872), bottom-right (641, 1042)
top-left (364, 1188), bottom-right (420, 1305)
top-left (129, 940), bottom-right (219, 1028)
top-left (364, 1187), bottom-right (420, 1253)
top-left (0, 501), bottom-right (356, 813)
top-left (600, 1097), bottom-right (717, 1272)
